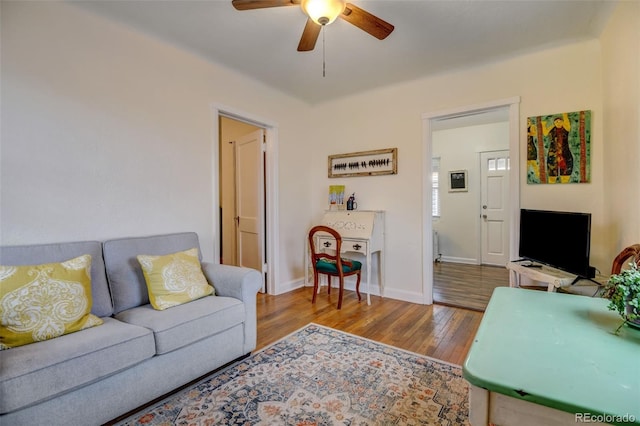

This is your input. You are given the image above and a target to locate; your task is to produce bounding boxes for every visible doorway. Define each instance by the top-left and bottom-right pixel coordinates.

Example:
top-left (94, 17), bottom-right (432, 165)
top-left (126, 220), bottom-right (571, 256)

top-left (219, 118), bottom-right (264, 269)
top-left (212, 105), bottom-right (279, 295)
top-left (421, 97), bottom-right (521, 306)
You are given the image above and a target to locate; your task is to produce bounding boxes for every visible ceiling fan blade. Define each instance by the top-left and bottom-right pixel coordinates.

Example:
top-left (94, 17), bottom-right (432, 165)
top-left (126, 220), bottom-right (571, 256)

top-left (231, 0), bottom-right (299, 11)
top-left (297, 18), bottom-right (321, 51)
top-left (340, 3), bottom-right (394, 40)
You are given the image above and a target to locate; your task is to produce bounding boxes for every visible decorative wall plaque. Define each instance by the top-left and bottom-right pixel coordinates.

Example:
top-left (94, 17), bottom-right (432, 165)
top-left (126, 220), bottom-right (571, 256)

top-left (328, 148), bottom-right (397, 178)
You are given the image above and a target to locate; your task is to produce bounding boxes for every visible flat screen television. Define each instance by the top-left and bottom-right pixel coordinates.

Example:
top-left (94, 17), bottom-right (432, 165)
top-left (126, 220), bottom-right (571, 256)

top-left (519, 209), bottom-right (594, 278)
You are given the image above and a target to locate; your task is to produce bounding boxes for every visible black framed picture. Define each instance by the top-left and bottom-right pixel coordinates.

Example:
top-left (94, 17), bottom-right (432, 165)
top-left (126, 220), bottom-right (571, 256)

top-left (449, 170), bottom-right (468, 192)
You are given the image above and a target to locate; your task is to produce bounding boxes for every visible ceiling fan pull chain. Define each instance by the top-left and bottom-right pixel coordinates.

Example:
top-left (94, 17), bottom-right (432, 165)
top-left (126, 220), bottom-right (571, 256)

top-left (322, 25), bottom-right (326, 78)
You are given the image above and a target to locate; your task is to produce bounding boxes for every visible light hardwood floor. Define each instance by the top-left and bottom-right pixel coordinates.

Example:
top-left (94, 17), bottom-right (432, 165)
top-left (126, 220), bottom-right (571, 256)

top-left (107, 287), bottom-right (485, 424)
top-left (256, 287), bottom-right (483, 366)
top-left (433, 262), bottom-right (510, 311)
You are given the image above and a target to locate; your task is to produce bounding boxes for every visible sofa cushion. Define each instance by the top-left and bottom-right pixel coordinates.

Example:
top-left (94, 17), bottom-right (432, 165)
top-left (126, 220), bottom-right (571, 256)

top-left (0, 317), bottom-right (154, 413)
top-left (137, 248), bottom-right (214, 310)
top-left (103, 232), bottom-right (202, 314)
top-left (0, 255), bottom-right (103, 349)
top-left (0, 241), bottom-right (113, 317)
top-left (115, 295), bottom-right (244, 355)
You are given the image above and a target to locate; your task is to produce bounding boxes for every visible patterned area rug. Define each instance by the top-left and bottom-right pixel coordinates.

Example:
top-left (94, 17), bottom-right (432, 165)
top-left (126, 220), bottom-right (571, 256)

top-left (116, 324), bottom-right (469, 425)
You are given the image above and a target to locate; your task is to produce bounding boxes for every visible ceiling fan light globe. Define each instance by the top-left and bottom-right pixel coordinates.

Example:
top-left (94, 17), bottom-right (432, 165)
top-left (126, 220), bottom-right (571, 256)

top-left (301, 0), bottom-right (345, 26)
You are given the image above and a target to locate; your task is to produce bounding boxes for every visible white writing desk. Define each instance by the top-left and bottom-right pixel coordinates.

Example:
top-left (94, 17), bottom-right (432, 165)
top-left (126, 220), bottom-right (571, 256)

top-left (305, 210), bottom-right (385, 305)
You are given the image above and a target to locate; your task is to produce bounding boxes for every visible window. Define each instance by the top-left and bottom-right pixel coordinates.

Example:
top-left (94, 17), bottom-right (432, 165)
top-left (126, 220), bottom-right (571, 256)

top-left (488, 156), bottom-right (510, 171)
top-left (432, 157), bottom-right (440, 217)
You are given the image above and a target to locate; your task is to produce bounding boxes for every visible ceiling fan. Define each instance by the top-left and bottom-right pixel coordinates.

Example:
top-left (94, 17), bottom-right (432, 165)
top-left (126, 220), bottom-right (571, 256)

top-left (231, 0), bottom-right (394, 52)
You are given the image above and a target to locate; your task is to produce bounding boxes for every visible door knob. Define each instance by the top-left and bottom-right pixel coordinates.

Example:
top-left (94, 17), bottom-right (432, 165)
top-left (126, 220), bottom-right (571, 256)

top-left (482, 214), bottom-right (487, 219)
top-left (482, 205), bottom-right (487, 209)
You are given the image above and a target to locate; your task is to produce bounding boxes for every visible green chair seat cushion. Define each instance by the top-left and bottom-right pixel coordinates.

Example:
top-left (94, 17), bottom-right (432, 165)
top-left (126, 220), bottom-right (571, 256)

top-left (316, 258), bottom-right (362, 274)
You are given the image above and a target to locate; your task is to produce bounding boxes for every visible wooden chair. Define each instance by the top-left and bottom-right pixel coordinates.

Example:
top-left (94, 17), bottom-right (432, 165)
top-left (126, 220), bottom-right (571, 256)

top-left (308, 225), bottom-right (362, 309)
top-left (611, 244), bottom-right (640, 274)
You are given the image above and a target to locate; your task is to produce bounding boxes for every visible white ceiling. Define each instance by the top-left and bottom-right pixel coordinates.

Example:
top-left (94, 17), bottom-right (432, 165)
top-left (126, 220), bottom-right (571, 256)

top-left (70, 0), bottom-right (616, 105)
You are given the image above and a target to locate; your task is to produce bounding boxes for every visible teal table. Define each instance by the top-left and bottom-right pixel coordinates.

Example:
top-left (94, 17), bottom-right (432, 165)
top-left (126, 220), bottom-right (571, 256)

top-left (463, 287), bottom-right (640, 426)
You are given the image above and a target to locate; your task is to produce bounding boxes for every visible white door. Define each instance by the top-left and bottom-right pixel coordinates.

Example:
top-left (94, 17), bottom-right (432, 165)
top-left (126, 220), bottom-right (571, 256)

top-left (480, 150), bottom-right (510, 266)
top-left (235, 129), bottom-right (266, 288)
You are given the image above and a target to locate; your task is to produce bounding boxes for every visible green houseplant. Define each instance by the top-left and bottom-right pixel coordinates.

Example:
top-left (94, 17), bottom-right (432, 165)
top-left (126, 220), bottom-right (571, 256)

top-left (603, 262), bottom-right (640, 334)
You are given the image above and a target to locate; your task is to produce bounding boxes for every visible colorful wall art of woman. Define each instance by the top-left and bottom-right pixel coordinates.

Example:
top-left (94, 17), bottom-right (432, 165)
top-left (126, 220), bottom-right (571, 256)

top-left (544, 113), bottom-right (573, 183)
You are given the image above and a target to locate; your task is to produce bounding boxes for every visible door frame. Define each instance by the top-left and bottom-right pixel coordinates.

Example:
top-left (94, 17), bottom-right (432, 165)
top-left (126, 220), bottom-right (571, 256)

top-left (211, 103), bottom-right (279, 295)
top-left (421, 97), bottom-right (520, 305)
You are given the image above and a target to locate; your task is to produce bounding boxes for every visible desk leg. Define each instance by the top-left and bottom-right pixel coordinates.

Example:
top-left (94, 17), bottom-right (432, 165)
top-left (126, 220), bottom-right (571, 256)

top-left (304, 241), bottom-right (309, 287)
top-left (366, 251), bottom-right (371, 305)
top-left (379, 250), bottom-right (384, 298)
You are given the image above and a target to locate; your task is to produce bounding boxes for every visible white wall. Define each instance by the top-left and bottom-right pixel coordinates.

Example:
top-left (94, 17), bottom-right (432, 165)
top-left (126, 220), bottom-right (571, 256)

top-left (601, 1), bottom-right (640, 256)
top-left (0, 1), bottom-right (313, 292)
top-left (309, 40), bottom-right (606, 302)
top-left (433, 122), bottom-right (509, 263)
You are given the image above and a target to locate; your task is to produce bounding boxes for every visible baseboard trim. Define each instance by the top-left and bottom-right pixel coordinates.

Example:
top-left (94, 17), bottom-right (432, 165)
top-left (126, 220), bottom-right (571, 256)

top-left (440, 256), bottom-right (478, 265)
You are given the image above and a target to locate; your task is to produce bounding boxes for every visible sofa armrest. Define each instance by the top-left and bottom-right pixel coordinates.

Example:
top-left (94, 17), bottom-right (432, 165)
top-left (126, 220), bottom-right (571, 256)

top-left (201, 262), bottom-right (261, 353)
top-left (201, 262), bottom-right (261, 300)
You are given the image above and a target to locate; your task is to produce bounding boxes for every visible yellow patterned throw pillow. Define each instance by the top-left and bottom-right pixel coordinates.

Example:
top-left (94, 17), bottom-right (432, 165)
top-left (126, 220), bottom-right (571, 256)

top-left (0, 255), bottom-right (104, 350)
top-left (137, 248), bottom-right (214, 310)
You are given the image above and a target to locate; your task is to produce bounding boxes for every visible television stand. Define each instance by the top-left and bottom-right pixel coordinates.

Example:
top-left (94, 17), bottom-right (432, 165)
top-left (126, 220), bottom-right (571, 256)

top-left (506, 260), bottom-right (604, 292)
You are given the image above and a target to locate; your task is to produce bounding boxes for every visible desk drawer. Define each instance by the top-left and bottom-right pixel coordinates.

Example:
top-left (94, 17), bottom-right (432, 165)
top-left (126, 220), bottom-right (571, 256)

top-left (318, 238), bottom-right (367, 254)
top-left (318, 238), bottom-right (337, 251)
top-left (344, 240), bottom-right (367, 253)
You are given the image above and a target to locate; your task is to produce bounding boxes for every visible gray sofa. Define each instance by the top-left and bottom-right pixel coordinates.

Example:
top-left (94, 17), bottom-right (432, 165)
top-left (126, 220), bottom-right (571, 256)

top-left (0, 232), bottom-right (262, 426)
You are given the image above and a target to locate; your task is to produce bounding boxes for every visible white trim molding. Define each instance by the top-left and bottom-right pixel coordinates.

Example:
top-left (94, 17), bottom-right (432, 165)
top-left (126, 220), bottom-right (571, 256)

top-left (210, 103), bottom-right (280, 296)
